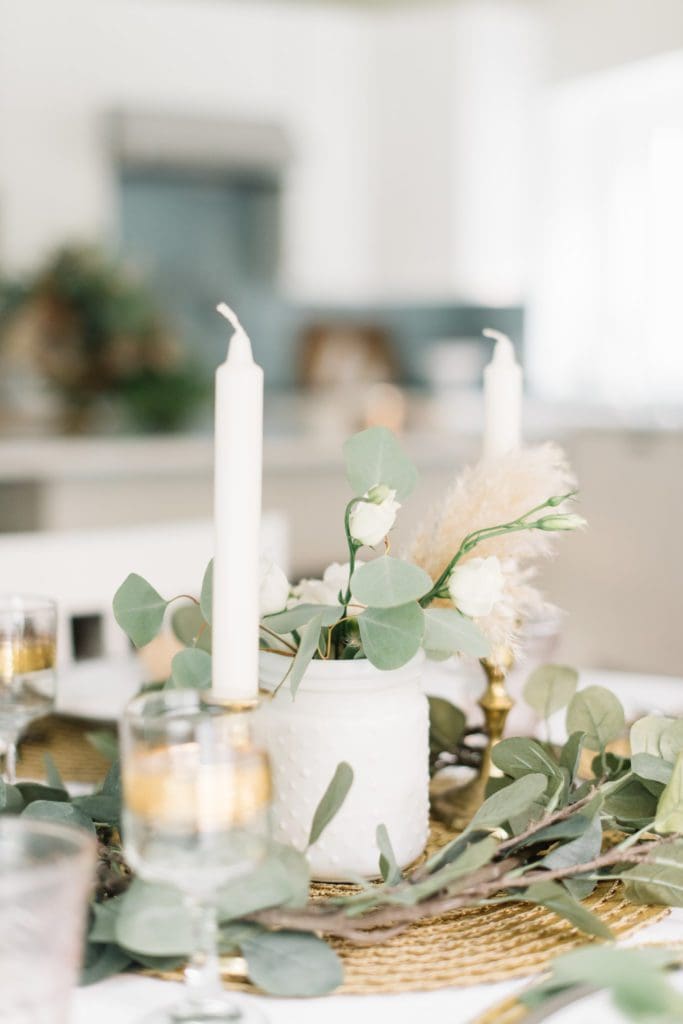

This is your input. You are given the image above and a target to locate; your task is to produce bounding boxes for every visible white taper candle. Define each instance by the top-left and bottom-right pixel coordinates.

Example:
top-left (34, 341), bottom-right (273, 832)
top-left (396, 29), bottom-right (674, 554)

top-left (482, 328), bottom-right (523, 459)
top-left (212, 303), bottom-right (264, 701)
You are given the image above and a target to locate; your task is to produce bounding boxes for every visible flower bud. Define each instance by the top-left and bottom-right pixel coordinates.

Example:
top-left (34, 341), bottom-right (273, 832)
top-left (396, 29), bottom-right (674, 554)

top-left (535, 513), bottom-right (587, 532)
top-left (259, 558), bottom-right (290, 616)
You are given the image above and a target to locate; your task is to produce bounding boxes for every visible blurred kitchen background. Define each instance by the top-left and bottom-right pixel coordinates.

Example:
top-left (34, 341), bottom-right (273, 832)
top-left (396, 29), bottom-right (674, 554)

top-left (1, 0), bottom-right (682, 676)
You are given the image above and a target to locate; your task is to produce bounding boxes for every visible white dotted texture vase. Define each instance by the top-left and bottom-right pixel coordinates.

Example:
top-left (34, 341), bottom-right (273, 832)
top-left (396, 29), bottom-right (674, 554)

top-left (258, 650), bottom-right (429, 882)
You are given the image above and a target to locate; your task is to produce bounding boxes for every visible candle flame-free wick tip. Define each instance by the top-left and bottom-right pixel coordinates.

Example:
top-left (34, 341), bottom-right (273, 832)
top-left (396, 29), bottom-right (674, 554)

top-left (216, 302), bottom-right (243, 335)
top-left (483, 328), bottom-right (517, 361)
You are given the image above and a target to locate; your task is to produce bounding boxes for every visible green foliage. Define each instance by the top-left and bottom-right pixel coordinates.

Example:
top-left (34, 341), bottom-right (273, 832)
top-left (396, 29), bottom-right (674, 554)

top-left (654, 753), bottom-right (683, 834)
top-left (566, 685), bottom-right (625, 751)
top-left (308, 762), bottom-right (354, 847)
top-left (522, 947), bottom-right (683, 1022)
top-left (524, 664), bottom-right (578, 719)
top-left (22, 800), bottom-right (96, 834)
top-left (357, 602), bottom-right (424, 670)
top-left (343, 426), bottom-right (418, 500)
top-left (236, 927), bottom-right (343, 997)
top-left (286, 610), bottom-right (326, 698)
top-left (422, 607), bottom-right (490, 658)
top-left (622, 842), bottom-right (683, 907)
top-left (468, 773), bottom-right (548, 833)
top-left (169, 648), bottom-right (212, 690)
top-left (376, 824), bottom-right (402, 885)
top-left (113, 573), bottom-right (168, 648)
top-left (351, 557), bottom-right (432, 608)
top-left (171, 604), bottom-right (212, 653)
top-left (263, 604), bottom-right (342, 635)
top-left (429, 697), bottom-right (466, 756)
top-left (523, 880), bottom-right (613, 939)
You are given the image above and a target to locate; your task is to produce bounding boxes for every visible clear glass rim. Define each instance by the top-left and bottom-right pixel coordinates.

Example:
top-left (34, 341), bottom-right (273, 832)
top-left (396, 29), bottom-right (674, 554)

top-left (0, 817), bottom-right (96, 894)
top-left (124, 686), bottom-right (206, 726)
top-left (0, 594), bottom-right (57, 615)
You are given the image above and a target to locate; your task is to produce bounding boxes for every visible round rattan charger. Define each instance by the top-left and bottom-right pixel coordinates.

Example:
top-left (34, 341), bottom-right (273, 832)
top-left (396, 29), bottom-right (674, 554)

top-left (21, 717), bottom-right (669, 1002)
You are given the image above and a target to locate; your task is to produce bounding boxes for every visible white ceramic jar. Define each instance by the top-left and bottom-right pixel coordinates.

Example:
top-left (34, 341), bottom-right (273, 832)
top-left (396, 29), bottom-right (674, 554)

top-left (258, 650), bottom-right (429, 882)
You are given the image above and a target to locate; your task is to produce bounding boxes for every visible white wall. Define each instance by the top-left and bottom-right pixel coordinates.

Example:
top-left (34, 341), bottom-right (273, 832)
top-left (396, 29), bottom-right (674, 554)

top-left (0, 0), bottom-right (542, 305)
top-left (0, 0), bottom-right (375, 297)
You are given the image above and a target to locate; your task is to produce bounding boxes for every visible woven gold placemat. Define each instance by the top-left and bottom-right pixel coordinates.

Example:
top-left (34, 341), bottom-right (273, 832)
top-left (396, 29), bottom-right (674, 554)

top-left (18, 714), bottom-right (113, 783)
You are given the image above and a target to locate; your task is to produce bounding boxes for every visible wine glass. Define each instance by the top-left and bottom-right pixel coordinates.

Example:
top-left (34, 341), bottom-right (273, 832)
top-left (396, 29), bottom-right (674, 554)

top-left (0, 595), bottom-right (57, 783)
top-left (121, 689), bottom-right (272, 1024)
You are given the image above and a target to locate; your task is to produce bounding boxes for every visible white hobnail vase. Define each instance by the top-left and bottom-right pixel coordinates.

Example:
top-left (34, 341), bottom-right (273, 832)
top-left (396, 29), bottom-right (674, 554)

top-left (257, 650), bottom-right (429, 882)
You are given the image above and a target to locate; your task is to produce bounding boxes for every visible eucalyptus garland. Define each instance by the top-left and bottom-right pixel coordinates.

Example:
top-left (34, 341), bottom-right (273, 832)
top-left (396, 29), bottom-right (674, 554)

top-left (2, 678), bottom-right (683, 998)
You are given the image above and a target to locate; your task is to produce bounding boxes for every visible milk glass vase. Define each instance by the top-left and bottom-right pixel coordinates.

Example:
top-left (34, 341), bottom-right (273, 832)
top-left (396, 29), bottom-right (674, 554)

top-left (258, 650), bottom-right (429, 882)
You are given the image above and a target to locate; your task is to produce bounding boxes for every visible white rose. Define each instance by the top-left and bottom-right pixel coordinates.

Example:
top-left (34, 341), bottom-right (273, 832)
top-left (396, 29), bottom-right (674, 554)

top-left (349, 487), bottom-right (401, 547)
top-left (259, 557), bottom-right (290, 616)
top-left (448, 556), bottom-right (505, 618)
top-left (290, 561), bottom-right (364, 610)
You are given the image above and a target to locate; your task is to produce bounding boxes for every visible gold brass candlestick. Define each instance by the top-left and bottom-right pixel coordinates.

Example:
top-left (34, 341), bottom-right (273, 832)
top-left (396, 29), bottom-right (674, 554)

top-left (431, 646), bottom-right (514, 831)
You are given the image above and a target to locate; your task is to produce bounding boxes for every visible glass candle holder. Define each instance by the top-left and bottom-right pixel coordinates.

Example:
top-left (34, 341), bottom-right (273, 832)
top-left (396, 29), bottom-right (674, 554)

top-left (0, 595), bottom-right (57, 783)
top-left (121, 689), bottom-right (271, 1024)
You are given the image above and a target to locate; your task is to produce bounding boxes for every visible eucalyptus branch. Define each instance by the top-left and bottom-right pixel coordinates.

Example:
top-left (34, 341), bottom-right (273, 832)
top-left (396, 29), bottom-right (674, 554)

top-left (259, 623), bottom-right (297, 654)
top-left (341, 498), bottom-right (362, 615)
top-left (248, 837), bottom-right (665, 943)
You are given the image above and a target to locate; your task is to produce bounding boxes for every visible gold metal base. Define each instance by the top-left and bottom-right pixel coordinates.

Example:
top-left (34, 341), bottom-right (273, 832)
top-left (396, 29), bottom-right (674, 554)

top-left (431, 646), bottom-right (514, 831)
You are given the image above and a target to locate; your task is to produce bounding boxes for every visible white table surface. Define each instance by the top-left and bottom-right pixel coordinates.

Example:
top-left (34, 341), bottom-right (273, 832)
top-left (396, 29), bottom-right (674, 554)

top-left (71, 911), bottom-right (683, 1024)
top-left (70, 665), bottom-right (683, 1024)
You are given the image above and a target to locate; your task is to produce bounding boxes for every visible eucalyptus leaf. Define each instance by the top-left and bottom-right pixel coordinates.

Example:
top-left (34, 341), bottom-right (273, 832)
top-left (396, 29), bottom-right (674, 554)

top-left (408, 835), bottom-right (500, 903)
top-left (343, 426), bottom-right (417, 500)
top-left (16, 782), bottom-right (69, 805)
top-left (113, 573), bottom-right (168, 648)
top-left (81, 942), bottom-right (133, 986)
top-left (308, 762), bottom-right (354, 847)
top-left (654, 752), bottom-right (683, 834)
top-left (171, 604), bottom-right (212, 653)
top-left (358, 602), bottom-right (424, 670)
top-left (72, 794), bottom-right (120, 827)
top-left (560, 731), bottom-right (586, 782)
top-left (660, 721), bottom-right (683, 764)
top-left (0, 779), bottom-right (24, 813)
top-left (240, 929), bottom-right (343, 997)
top-left (424, 829), bottom-right (497, 873)
top-left (632, 753), bottom-right (673, 785)
top-left (43, 753), bottom-right (65, 791)
top-left (85, 729), bottom-right (119, 762)
top-left (422, 607), bottom-right (490, 658)
top-left (200, 559), bottom-right (213, 625)
top-left (469, 773), bottom-right (547, 832)
top-left (630, 715), bottom-right (675, 757)
top-left (169, 648), bottom-right (212, 690)
top-left (622, 842), bottom-right (683, 907)
top-left (286, 610), bottom-right (326, 699)
top-left (492, 738), bottom-right (563, 783)
top-left (566, 686), bottom-right (625, 751)
top-left (351, 557), bottom-right (431, 609)
top-left (115, 879), bottom-right (191, 956)
top-left (22, 800), bottom-right (96, 834)
top-left (542, 809), bottom-right (602, 871)
top-left (604, 777), bottom-right (659, 824)
top-left (218, 844), bottom-right (310, 920)
top-left (523, 880), bottom-right (613, 939)
top-left (263, 604), bottom-right (342, 636)
top-left (89, 897), bottom-right (125, 943)
top-left (429, 696), bottom-right (466, 752)
top-left (101, 759), bottom-right (122, 799)
top-left (524, 665), bottom-right (578, 719)
top-left (376, 824), bottom-right (402, 885)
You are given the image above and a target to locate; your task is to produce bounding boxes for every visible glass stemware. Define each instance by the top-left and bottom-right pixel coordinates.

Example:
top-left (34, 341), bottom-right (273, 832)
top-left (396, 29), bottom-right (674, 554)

top-left (0, 817), bottom-right (96, 1024)
top-left (121, 689), bottom-right (271, 1024)
top-left (0, 595), bottom-right (57, 783)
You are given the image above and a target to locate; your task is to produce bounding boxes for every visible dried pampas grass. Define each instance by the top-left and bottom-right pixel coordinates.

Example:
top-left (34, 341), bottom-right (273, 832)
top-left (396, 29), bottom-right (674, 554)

top-left (407, 443), bottom-right (577, 652)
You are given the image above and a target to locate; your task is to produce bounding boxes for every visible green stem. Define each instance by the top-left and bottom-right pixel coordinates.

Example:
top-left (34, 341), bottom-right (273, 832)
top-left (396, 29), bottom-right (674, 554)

top-left (342, 498), bottom-right (363, 616)
top-left (419, 494), bottom-right (574, 608)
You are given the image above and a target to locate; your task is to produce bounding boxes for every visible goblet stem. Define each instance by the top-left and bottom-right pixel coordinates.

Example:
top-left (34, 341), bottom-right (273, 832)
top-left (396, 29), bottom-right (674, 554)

top-left (3, 735), bottom-right (19, 785)
top-left (183, 897), bottom-right (226, 1010)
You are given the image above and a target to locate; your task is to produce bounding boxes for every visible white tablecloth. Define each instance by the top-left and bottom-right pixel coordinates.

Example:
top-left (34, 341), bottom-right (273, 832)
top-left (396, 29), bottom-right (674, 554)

top-left (71, 908), bottom-right (683, 1023)
top-left (71, 666), bottom-right (683, 1023)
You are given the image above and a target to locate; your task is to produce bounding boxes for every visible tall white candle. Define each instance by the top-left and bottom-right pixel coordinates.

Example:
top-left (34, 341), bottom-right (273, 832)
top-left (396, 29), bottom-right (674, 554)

top-left (482, 328), bottom-right (523, 459)
top-left (212, 303), bottom-right (263, 702)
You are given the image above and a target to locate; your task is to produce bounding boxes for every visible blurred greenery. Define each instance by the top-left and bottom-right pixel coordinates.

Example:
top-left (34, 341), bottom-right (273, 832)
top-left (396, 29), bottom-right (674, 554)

top-left (0, 245), bottom-right (208, 433)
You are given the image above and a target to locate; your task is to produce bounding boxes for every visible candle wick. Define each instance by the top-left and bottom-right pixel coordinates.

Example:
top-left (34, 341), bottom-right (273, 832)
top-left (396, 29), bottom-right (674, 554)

top-left (483, 328), bottom-right (517, 363)
top-left (217, 302), bottom-right (254, 364)
top-left (216, 302), bottom-right (244, 335)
